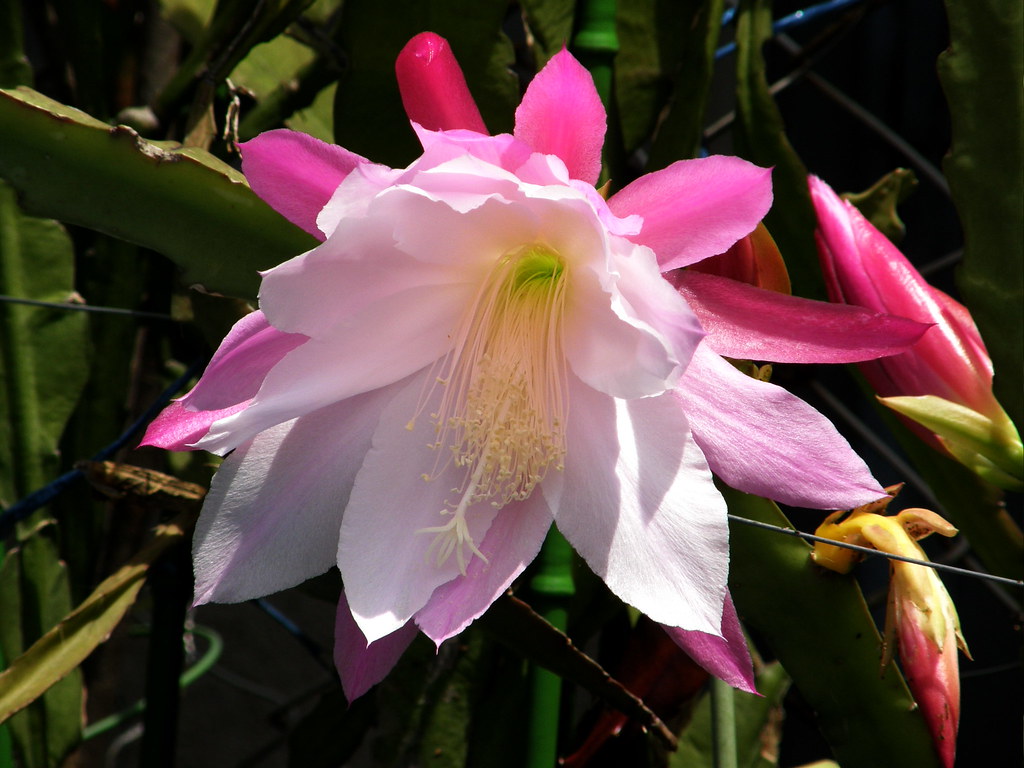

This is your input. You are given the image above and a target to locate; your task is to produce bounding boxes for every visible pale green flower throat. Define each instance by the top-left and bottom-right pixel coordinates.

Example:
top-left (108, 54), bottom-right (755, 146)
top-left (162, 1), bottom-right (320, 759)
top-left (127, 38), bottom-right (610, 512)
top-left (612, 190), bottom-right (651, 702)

top-left (413, 245), bottom-right (569, 573)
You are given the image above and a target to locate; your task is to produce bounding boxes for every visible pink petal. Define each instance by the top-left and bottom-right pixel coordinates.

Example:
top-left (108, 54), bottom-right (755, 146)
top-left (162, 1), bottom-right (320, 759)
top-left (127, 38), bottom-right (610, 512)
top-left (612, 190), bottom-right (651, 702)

top-left (338, 372), bottom-right (501, 643)
top-left (140, 311), bottom-right (307, 450)
top-left (395, 33), bottom-right (487, 134)
top-left (334, 591), bottom-right (419, 702)
top-left (514, 48), bottom-right (606, 185)
top-left (607, 156), bottom-right (773, 271)
top-left (545, 379), bottom-right (729, 635)
top-left (195, 283), bottom-right (464, 455)
top-left (672, 271), bottom-right (929, 363)
top-left (661, 593), bottom-right (756, 693)
top-left (191, 387), bottom-right (396, 605)
top-left (677, 344), bottom-right (885, 509)
top-left (240, 130), bottom-right (367, 240)
top-left (415, 492), bottom-right (553, 645)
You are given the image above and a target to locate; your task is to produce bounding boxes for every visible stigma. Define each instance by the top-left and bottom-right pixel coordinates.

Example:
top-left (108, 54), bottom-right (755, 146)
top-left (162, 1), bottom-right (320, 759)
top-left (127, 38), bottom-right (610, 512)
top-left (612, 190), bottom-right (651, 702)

top-left (417, 244), bottom-right (569, 573)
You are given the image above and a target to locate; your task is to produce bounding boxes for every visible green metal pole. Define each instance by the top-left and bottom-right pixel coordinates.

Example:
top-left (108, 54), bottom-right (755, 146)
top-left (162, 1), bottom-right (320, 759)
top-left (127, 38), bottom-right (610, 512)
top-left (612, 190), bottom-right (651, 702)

top-left (572, 0), bottom-right (619, 105)
top-left (572, 0), bottom-right (620, 185)
top-left (525, 528), bottom-right (576, 768)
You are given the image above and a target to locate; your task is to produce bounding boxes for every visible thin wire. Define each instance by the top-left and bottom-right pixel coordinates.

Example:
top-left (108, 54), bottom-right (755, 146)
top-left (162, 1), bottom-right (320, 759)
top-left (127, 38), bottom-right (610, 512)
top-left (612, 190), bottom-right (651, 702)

top-left (0, 294), bottom-right (175, 322)
top-left (919, 248), bottom-right (963, 278)
top-left (0, 358), bottom-right (206, 538)
top-left (727, 514), bottom-right (1024, 589)
top-left (808, 381), bottom-right (1023, 611)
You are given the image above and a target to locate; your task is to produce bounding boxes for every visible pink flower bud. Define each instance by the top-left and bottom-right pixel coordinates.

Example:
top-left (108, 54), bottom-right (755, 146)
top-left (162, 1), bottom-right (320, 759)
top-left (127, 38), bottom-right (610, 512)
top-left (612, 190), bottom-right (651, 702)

top-left (809, 175), bottom-right (991, 415)
top-left (395, 32), bottom-right (488, 134)
top-left (809, 175), bottom-right (1022, 488)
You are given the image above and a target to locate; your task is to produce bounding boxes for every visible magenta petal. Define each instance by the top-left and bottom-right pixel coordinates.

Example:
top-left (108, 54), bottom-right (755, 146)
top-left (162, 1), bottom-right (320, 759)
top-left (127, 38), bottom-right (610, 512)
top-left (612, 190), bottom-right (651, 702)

top-left (140, 400), bottom-right (251, 452)
top-left (334, 591), bottom-right (418, 701)
top-left (415, 492), bottom-right (552, 645)
top-left (140, 311), bottom-right (307, 450)
top-left (673, 271), bottom-right (929, 363)
top-left (241, 130), bottom-right (367, 240)
top-left (395, 32), bottom-right (487, 134)
top-left (662, 593), bottom-right (756, 693)
top-left (679, 345), bottom-right (885, 509)
top-left (514, 49), bottom-right (606, 185)
top-left (607, 156), bottom-right (772, 271)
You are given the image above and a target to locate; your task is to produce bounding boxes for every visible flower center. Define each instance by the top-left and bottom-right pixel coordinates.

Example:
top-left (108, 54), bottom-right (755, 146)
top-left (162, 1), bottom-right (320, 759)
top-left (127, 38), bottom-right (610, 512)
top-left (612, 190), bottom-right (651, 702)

top-left (417, 244), bottom-right (569, 573)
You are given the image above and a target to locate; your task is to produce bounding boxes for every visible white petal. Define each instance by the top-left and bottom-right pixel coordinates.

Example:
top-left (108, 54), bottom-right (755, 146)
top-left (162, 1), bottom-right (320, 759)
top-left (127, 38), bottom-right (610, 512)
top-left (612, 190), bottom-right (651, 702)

top-left (192, 385), bottom-right (398, 605)
top-left (338, 371), bottom-right (501, 643)
top-left (546, 379), bottom-right (729, 634)
top-left (385, 188), bottom-right (540, 268)
top-left (316, 161), bottom-right (401, 238)
top-left (259, 208), bottom-right (466, 339)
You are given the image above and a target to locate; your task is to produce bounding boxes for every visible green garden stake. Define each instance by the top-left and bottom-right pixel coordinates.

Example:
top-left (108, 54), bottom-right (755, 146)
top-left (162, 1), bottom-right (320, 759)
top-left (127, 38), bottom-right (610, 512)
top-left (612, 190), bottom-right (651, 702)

top-left (525, 527), bottom-right (576, 768)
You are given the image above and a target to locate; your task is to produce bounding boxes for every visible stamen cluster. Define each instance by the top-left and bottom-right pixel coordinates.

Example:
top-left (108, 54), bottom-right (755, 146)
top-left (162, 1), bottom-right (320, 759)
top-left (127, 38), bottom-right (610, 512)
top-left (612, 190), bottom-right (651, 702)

top-left (419, 245), bottom-right (570, 571)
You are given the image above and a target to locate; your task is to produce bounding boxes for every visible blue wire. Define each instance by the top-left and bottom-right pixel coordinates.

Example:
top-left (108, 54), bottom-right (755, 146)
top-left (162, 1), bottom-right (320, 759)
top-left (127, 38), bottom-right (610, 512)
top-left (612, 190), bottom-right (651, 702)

top-left (716, 0), bottom-right (867, 59)
top-left (0, 358), bottom-right (206, 539)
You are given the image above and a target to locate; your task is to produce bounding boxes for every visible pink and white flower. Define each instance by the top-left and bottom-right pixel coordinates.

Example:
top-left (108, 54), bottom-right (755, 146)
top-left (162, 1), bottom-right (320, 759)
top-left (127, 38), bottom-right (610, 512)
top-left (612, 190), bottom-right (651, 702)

top-left (143, 33), bottom-right (927, 700)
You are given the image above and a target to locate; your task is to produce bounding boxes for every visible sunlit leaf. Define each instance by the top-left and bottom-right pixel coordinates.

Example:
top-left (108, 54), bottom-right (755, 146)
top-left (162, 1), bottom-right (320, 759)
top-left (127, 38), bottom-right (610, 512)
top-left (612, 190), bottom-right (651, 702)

top-left (156, 0), bottom-right (316, 117)
top-left (0, 87), bottom-right (315, 301)
top-left (286, 82), bottom-right (337, 142)
top-left (0, 465), bottom-right (204, 723)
